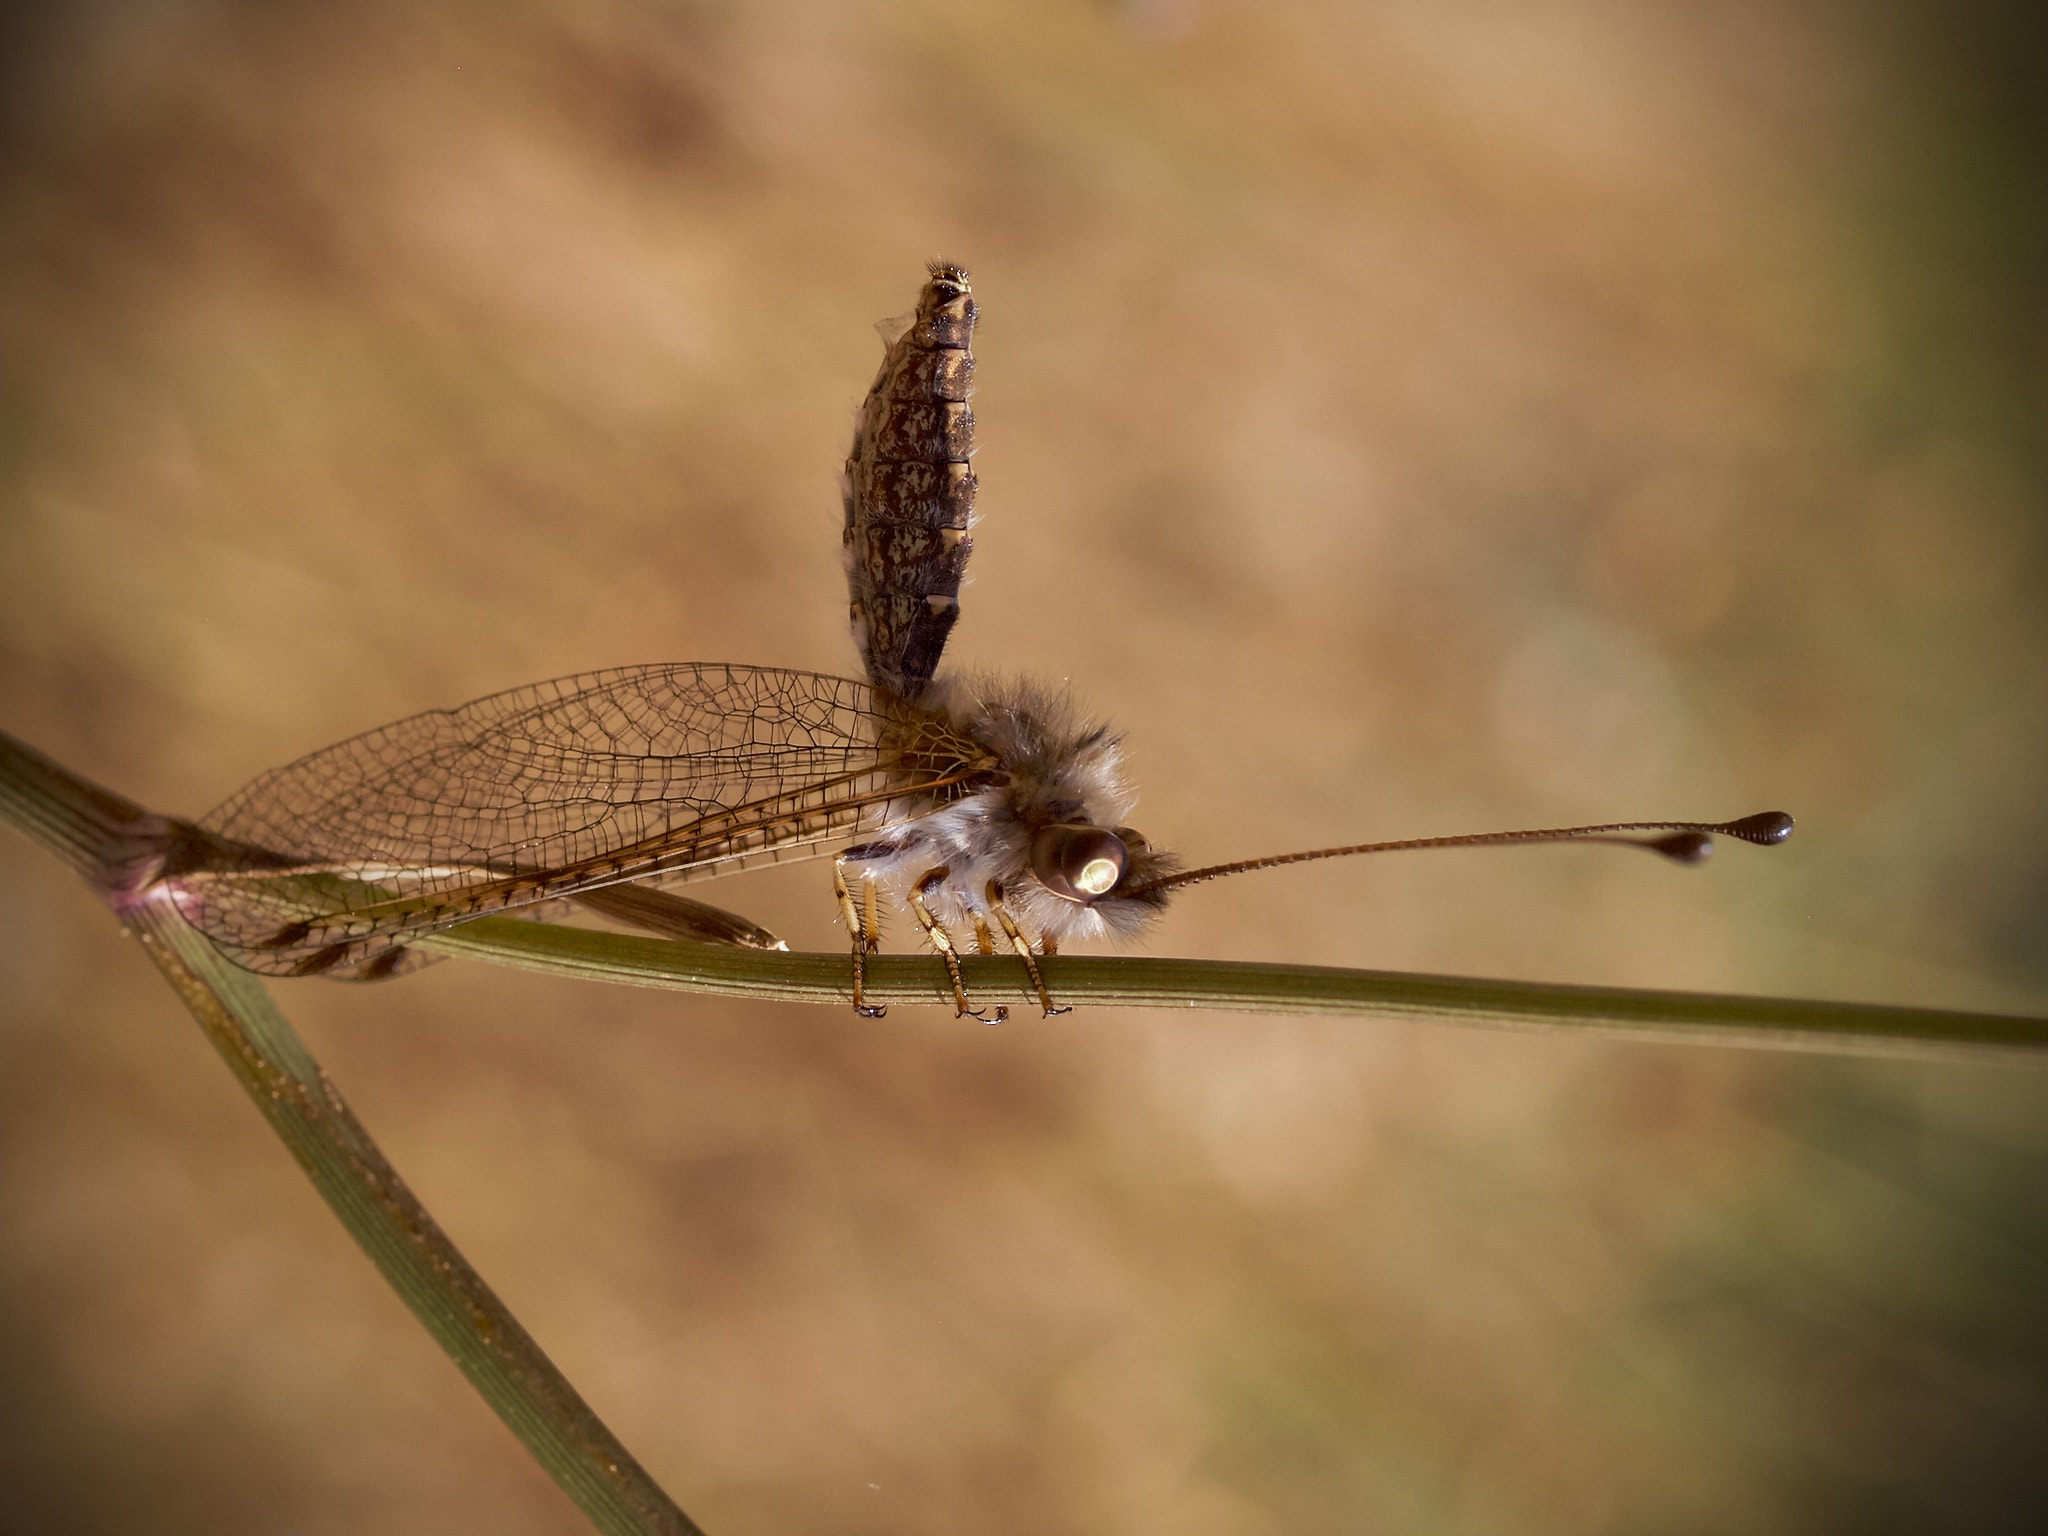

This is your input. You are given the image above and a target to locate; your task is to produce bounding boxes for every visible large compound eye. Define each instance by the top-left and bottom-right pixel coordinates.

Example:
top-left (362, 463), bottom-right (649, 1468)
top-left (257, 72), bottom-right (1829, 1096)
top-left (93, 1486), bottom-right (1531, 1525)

top-left (1030, 824), bottom-right (1129, 903)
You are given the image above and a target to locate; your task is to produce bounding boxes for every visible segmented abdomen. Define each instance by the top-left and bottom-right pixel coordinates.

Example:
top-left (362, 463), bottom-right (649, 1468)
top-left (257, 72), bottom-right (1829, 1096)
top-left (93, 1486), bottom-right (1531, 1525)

top-left (842, 263), bottom-right (976, 702)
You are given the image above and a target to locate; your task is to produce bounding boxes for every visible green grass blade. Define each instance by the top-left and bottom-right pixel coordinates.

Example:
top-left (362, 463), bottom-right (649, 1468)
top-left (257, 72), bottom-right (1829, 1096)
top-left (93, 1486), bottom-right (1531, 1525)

top-left (0, 730), bottom-right (705, 1536)
top-left (423, 917), bottom-right (2048, 1063)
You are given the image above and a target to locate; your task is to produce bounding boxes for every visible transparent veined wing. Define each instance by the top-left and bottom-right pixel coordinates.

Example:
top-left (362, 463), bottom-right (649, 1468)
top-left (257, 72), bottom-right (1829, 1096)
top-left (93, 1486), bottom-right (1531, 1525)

top-left (175, 663), bottom-right (991, 976)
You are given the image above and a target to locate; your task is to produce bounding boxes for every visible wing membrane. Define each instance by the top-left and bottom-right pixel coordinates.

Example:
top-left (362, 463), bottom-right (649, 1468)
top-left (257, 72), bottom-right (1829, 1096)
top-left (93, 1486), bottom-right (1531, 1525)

top-left (179, 663), bottom-right (985, 974)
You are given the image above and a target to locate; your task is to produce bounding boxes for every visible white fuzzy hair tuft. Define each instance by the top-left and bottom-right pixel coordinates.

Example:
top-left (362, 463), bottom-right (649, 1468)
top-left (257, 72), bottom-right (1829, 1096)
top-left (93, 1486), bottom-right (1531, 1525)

top-left (845, 672), bottom-right (1175, 946)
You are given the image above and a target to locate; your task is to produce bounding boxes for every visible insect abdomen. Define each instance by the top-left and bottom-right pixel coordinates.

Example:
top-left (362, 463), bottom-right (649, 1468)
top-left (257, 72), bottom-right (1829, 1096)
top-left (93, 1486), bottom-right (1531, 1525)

top-left (843, 263), bottom-right (977, 701)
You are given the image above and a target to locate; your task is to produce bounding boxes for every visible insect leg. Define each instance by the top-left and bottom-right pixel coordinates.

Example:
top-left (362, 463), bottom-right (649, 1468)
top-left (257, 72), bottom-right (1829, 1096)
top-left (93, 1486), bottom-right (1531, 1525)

top-left (972, 916), bottom-right (996, 955)
top-left (909, 867), bottom-right (1004, 1023)
top-left (574, 883), bottom-right (785, 950)
top-left (985, 880), bottom-right (1070, 1018)
top-left (860, 876), bottom-right (882, 954)
top-left (834, 857), bottom-right (887, 1019)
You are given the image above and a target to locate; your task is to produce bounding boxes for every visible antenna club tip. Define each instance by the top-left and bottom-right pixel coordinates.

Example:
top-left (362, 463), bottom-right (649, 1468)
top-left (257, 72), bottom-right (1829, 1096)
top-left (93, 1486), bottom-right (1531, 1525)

top-left (1651, 831), bottom-right (1714, 865)
top-left (1727, 811), bottom-right (1795, 846)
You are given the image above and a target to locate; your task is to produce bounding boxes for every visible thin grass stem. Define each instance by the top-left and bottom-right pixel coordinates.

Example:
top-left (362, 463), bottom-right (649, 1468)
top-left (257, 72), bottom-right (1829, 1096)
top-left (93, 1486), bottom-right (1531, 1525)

top-left (422, 918), bottom-right (2048, 1064)
top-left (0, 730), bottom-right (703, 1536)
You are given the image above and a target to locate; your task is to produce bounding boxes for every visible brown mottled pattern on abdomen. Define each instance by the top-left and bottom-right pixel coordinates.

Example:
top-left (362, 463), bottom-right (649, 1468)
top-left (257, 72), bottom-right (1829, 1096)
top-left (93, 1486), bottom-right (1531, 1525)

top-left (842, 265), bottom-right (977, 702)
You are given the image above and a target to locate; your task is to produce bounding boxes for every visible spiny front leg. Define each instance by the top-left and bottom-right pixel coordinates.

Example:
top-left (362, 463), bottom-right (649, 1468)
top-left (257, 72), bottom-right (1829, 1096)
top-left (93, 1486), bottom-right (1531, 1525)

top-left (834, 857), bottom-right (886, 1019)
top-left (986, 879), bottom-right (1071, 1018)
top-left (909, 867), bottom-right (1005, 1023)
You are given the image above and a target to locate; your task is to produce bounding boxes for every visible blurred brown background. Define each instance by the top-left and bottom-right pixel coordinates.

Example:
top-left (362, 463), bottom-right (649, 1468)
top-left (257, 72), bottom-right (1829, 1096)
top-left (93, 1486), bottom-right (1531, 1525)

top-left (3, 2), bottom-right (2046, 1532)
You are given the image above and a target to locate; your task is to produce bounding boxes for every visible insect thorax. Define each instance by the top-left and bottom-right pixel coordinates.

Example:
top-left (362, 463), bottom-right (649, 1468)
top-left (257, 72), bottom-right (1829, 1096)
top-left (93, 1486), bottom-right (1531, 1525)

top-left (859, 674), bottom-right (1177, 944)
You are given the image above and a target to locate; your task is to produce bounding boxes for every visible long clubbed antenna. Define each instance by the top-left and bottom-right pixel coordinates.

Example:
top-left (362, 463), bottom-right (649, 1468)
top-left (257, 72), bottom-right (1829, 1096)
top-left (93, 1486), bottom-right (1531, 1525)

top-left (1120, 811), bottom-right (1794, 899)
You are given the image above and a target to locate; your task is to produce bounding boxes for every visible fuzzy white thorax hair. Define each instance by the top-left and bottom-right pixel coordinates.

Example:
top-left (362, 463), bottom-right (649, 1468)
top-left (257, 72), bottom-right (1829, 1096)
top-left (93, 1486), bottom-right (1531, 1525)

top-left (846, 672), bottom-right (1174, 946)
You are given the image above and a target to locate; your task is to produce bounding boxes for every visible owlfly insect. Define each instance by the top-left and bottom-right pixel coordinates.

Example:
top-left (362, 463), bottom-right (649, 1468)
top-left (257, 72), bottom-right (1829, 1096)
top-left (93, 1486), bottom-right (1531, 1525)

top-left (137, 265), bottom-right (1790, 1020)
